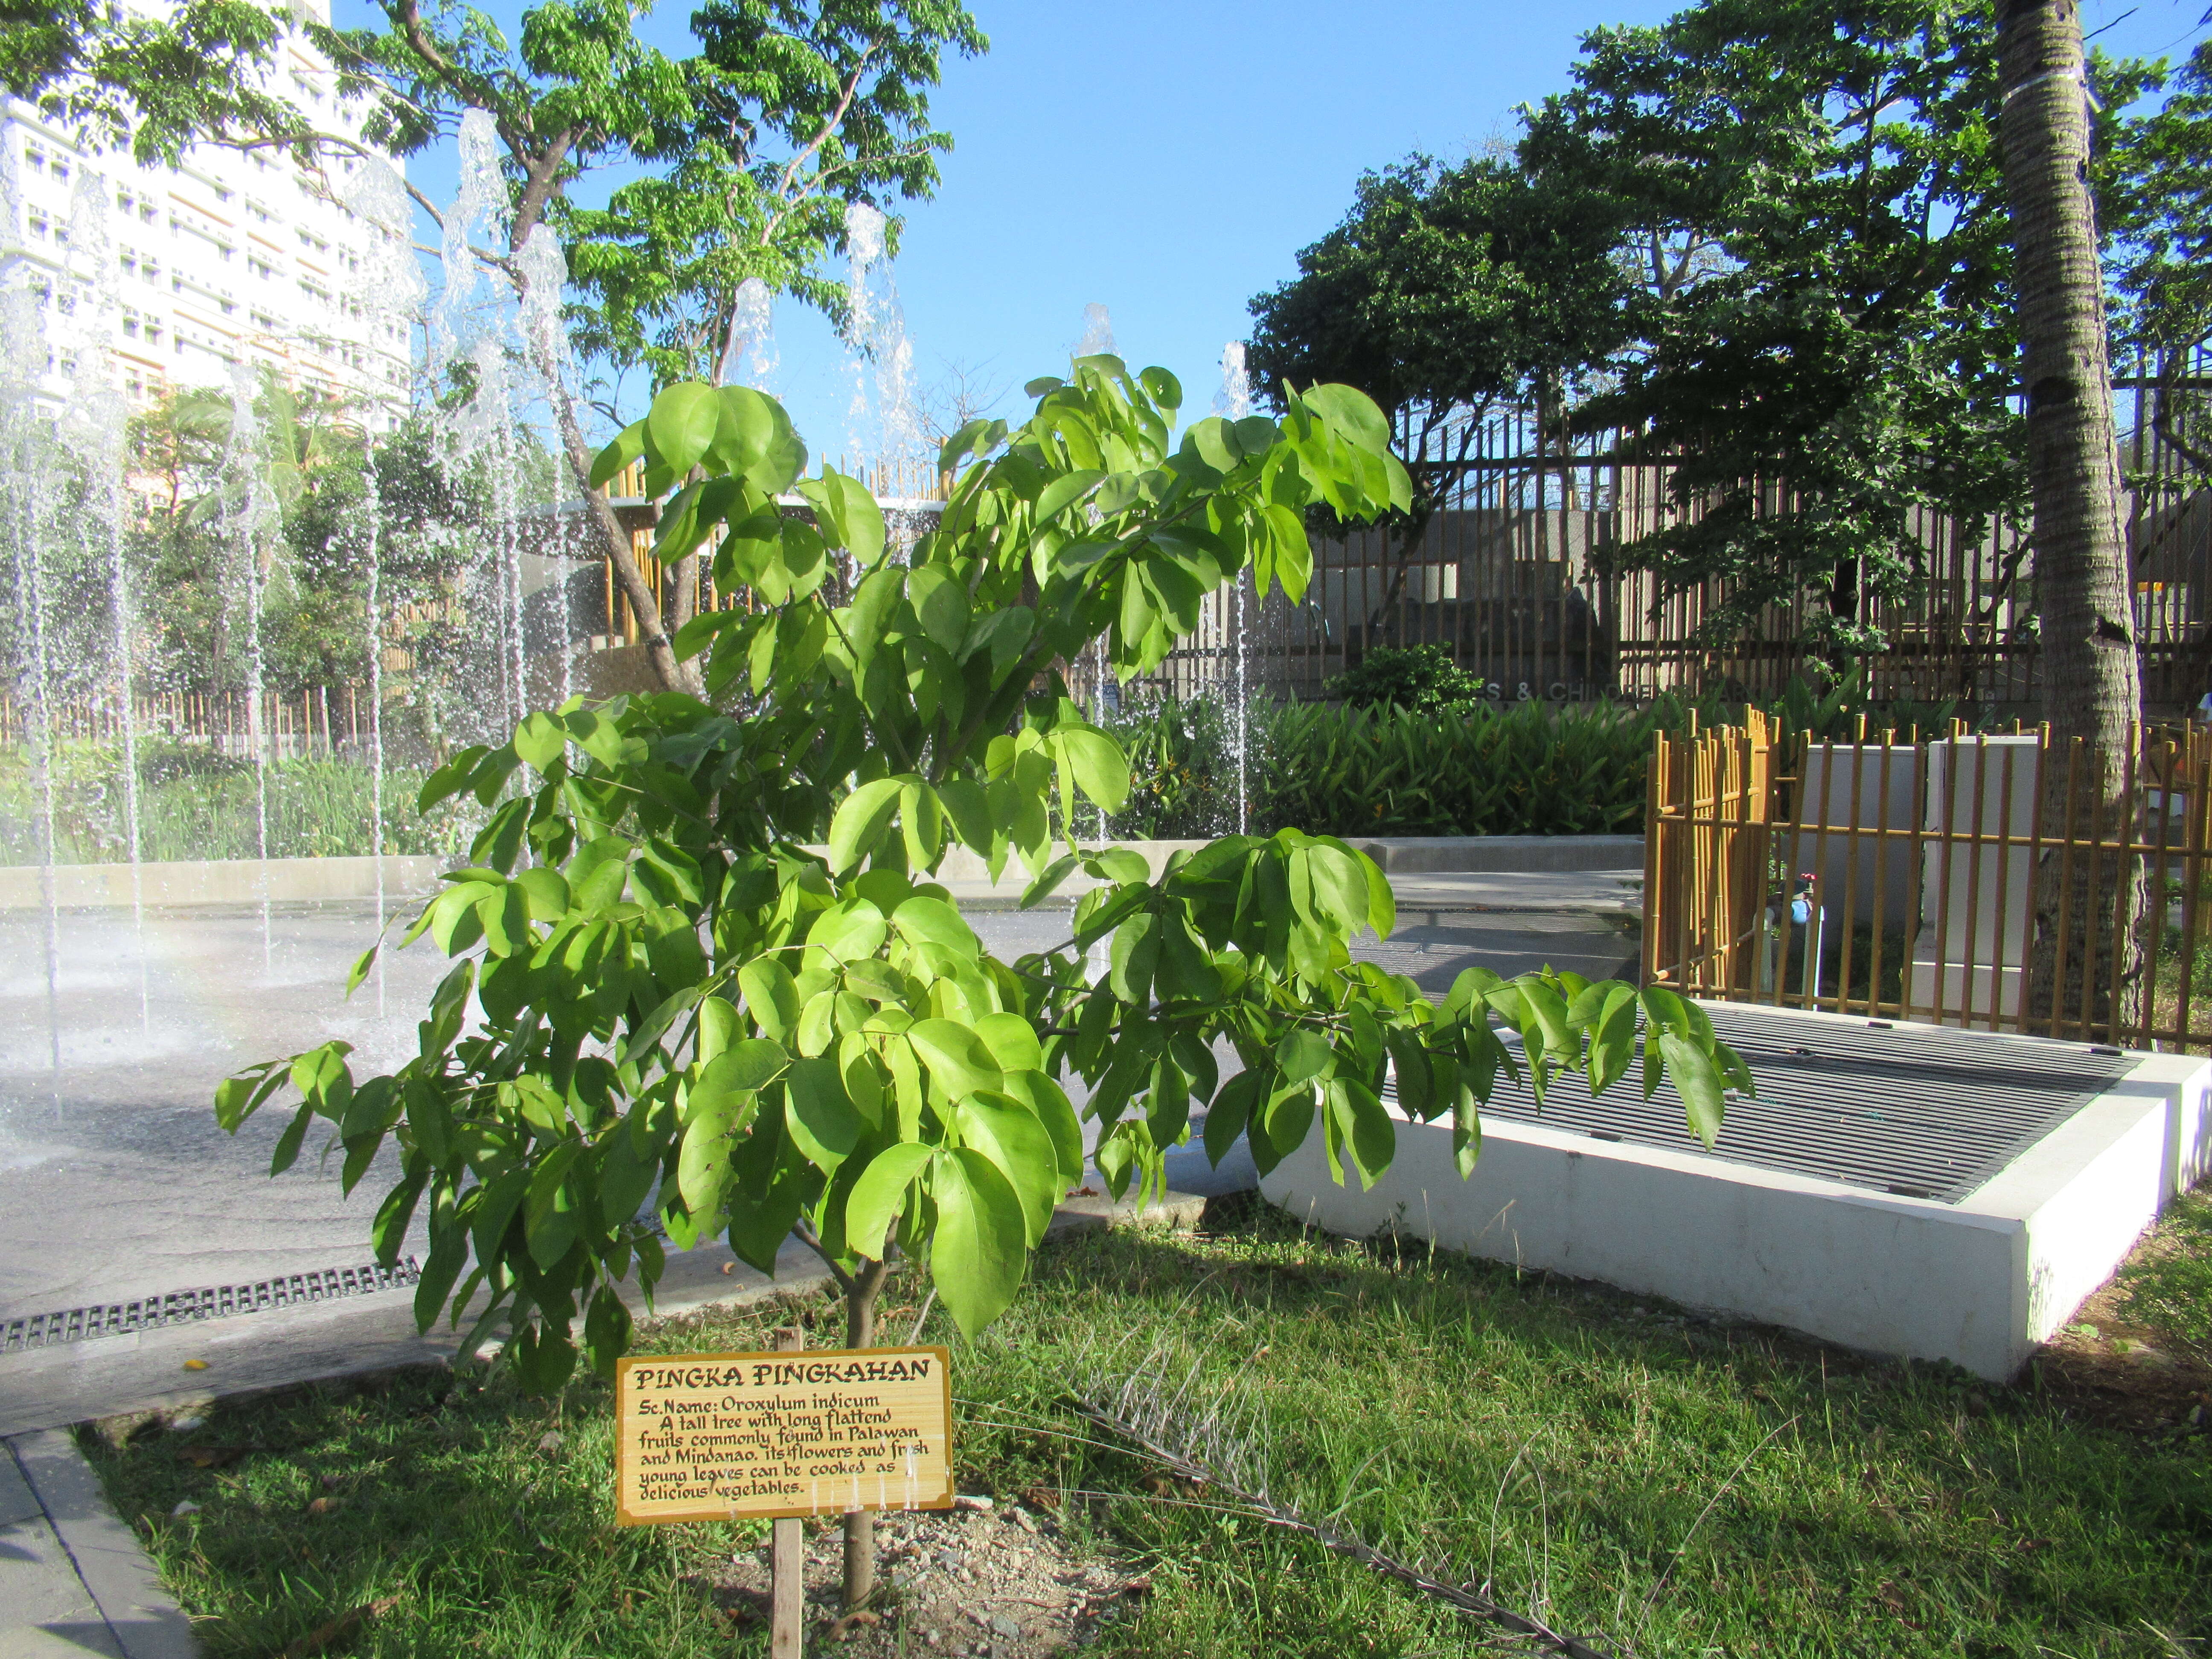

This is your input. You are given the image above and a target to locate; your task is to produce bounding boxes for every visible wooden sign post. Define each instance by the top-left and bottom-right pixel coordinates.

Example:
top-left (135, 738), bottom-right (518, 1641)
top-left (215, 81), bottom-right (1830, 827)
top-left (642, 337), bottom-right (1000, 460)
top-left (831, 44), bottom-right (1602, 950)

top-left (613, 1332), bottom-right (954, 1654)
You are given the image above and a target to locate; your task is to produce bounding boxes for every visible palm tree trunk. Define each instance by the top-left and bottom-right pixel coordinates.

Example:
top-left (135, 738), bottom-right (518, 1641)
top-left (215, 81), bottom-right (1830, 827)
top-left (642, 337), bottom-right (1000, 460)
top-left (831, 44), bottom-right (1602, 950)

top-left (1997, 0), bottom-right (2144, 1033)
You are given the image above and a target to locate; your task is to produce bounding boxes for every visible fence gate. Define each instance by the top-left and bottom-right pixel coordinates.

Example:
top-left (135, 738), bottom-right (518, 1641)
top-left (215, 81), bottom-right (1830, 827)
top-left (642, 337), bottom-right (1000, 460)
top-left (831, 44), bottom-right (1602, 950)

top-left (1644, 717), bottom-right (2212, 1050)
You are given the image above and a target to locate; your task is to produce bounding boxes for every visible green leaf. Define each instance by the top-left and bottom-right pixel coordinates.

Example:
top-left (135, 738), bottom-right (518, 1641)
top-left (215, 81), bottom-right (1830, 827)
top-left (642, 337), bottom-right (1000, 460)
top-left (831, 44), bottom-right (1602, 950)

top-left (645, 381), bottom-right (721, 476)
top-left (415, 745), bottom-right (488, 814)
top-left (1035, 468), bottom-right (1104, 521)
top-left (678, 1100), bottom-right (738, 1217)
top-left (514, 711), bottom-right (567, 771)
top-left (998, 1069), bottom-right (1083, 1182)
top-left (1587, 983), bottom-right (1640, 1094)
top-left (589, 420), bottom-right (646, 489)
top-left (827, 777), bottom-right (905, 875)
top-left (908, 564), bottom-right (972, 651)
top-left (268, 1100), bottom-right (315, 1176)
top-left (1276, 1026), bottom-right (1333, 1084)
top-left (515, 866), bottom-right (570, 921)
top-left (806, 897), bottom-right (889, 965)
top-left (1205, 1069), bottom-right (1259, 1167)
top-left (929, 1147), bottom-right (1028, 1337)
top-left (1330, 1077), bottom-right (1395, 1189)
top-left (1108, 912), bottom-right (1159, 1006)
top-left (1057, 727), bottom-right (1131, 814)
top-left (891, 895), bottom-right (976, 962)
top-left (345, 944), bottom-right (378, 998)
top-left (524, 1143), bottom-right (584, 1271)
top-left (738, 958), bottom-right (803, 1044)
top-left (1657, 1032), bottom-right (1726, 1149)
top-left (908, 1018), bottom-right (1004, 1102)
top-left (621, 984), bottom-right (703, 1065)
top-left (1021, 854), bottom-right (1080, 908)
top-left (845, 1142), bottom-right (933, 1260)
top-left (973, 1011), bottom-right (1043, 1073)
top-left (784, 1055), bottom-right (863, 1174)
top-left (938, 777), bottom-right (993, 854)
top-left (958, 1097), bottom-right (1060, 1246)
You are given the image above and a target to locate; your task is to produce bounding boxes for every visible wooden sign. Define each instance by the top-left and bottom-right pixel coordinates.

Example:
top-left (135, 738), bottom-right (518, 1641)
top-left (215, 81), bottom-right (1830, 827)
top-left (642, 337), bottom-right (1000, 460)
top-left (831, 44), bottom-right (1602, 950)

top-left (613, 1345), bottom-right (954, 1525)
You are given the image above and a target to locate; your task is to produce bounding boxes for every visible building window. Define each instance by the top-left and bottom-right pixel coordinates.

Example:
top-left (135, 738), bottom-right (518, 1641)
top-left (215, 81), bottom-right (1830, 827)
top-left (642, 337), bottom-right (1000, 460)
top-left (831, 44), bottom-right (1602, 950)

top-left (29, 210), bottom-right (49, 240)
top-left (23, 141), bottom-right (44, 172)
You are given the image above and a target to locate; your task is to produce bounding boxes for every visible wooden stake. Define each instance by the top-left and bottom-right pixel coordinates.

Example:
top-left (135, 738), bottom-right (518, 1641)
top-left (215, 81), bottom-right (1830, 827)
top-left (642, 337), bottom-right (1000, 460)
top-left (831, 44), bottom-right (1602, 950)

top-left (771, 1326), bottom-right (805, 1658)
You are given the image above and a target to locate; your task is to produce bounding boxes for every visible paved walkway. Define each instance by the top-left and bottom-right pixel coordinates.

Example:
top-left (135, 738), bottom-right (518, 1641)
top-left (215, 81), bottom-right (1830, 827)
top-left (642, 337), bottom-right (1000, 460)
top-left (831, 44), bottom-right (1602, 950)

top-left (942, 864), bottom-right (1643, 917)
top-left (3, 1428), bottom-right (196, 1659)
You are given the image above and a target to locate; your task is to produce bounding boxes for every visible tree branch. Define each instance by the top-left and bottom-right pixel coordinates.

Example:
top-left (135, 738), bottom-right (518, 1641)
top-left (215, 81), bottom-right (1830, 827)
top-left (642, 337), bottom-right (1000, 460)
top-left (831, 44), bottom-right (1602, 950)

top-left (793, 1220), bottom-right (858, 1295)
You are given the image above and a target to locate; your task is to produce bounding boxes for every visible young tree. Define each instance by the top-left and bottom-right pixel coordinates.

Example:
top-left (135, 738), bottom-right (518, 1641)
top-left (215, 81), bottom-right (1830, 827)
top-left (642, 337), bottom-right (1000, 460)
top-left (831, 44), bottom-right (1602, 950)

top-left (215, 364), bottom-right (1746, 1610)
top-left (1996, 0), bottom-right (2143, 1027)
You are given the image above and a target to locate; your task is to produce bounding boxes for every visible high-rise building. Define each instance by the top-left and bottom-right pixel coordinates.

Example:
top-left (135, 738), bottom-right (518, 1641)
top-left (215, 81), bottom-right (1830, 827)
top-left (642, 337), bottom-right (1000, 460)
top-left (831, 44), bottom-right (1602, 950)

top-left (3, 0), bottom-right (414, 424)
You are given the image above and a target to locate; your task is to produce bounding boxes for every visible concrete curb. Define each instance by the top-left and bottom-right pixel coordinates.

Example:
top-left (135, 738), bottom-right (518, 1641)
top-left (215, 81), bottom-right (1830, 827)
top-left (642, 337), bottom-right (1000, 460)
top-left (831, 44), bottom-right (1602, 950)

top-left (6, 1429), bottom-right (198, 1659)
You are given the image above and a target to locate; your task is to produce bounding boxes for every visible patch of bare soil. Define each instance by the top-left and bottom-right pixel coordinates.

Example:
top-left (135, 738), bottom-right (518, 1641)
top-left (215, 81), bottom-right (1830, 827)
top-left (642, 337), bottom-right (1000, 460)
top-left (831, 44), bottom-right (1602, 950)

top-left (2030, 1271), bottom-right (2212, 1439)
top-left (694, 1498), bottom-right (1146, 1656)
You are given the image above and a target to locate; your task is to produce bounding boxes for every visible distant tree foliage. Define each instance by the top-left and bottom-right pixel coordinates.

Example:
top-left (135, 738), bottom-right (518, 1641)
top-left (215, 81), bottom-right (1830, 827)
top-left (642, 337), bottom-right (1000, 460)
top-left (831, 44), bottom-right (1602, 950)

top-left (1250, 0), bottom-right (2191, 668)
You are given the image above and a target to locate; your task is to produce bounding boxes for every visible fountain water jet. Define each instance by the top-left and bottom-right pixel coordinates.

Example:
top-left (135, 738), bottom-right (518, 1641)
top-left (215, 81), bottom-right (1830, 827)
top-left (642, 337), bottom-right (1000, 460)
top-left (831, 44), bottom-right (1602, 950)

top-left (1074, 303), bottom-right (1115, 359)
top-left (841, 204), bottom-right (924, 490)
top-left (220, 359), bottom-right (285, 966)
top-left (58, 166), bottom-right (149, 1022)
top-left (1215, 342), bottom-right (1252, 834)
top-left (343, 156), bottom-right (426, 1010)
top-left (721, 275), bottom-right (777, 389)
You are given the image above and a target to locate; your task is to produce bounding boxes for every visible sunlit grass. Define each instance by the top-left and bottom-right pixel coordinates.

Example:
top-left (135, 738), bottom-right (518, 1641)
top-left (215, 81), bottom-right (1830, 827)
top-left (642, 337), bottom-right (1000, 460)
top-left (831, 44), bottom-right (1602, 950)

top-left (87, 1199), bottom-right (2212, 1657)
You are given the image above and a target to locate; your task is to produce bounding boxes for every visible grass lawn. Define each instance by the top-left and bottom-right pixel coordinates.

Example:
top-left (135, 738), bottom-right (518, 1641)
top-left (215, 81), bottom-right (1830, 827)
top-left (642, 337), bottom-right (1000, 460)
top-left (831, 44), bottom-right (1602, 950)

top-left (84, 1195), bottom-right (2212, 1659)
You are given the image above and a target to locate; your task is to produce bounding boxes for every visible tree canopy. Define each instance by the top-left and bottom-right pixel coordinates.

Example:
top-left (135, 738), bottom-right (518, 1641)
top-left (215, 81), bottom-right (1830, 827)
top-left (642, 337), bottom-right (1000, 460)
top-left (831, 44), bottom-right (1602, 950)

top-left (1250, 0), bottom-right (2188, 663)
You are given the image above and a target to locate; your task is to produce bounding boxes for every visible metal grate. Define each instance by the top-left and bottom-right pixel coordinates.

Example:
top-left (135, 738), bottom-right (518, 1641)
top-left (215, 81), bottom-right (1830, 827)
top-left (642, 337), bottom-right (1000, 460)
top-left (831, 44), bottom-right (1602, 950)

top-left (1388, 1007), bottom-right (2142, 1205)
top-left (1, 1257), bottom-right (421, 1354)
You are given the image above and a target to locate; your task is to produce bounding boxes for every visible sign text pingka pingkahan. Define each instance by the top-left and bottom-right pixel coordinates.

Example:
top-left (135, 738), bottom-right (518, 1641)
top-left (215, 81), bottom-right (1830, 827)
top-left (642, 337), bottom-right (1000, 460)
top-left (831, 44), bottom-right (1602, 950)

top-left (613, 1346), bottom-right (954, 1525)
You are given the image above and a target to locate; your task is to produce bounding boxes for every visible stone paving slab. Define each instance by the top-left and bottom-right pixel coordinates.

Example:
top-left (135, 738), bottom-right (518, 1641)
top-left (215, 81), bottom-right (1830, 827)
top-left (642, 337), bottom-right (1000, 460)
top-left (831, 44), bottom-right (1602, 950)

top-left (8, 1431), bottom-right (197, 1659)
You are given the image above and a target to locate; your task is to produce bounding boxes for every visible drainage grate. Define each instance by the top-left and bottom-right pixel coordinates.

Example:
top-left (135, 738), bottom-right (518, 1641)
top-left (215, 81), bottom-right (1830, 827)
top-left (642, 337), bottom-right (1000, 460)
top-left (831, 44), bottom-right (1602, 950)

top-left (1387, 1006), bottom-right (2143, 1205)
top-left (1, 1257), bottom-right (421, 1354)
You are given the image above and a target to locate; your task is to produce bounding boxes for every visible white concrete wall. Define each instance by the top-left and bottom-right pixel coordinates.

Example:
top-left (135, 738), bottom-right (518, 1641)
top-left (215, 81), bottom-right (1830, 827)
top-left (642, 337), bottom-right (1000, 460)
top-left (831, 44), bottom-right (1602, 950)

top-left (1787, 745), bottom-right (1921, 927)
top-left (1907, 737), bottom-right (2039, 1024)
top-left (1262, 1004), bottom-right (2211, 1379)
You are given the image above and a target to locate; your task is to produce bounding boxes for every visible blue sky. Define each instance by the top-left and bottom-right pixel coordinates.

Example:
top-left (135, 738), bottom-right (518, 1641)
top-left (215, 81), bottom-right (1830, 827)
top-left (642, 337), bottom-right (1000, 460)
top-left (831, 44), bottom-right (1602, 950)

top-left (356, 0), bottom-right (2208, 463)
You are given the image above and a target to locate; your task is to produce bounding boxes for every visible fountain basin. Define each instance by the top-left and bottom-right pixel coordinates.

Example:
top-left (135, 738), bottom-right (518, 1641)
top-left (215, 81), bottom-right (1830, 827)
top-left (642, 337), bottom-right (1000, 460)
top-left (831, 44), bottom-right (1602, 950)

top-left (1261, 1002), bottom-right (2212, 1380)
top-left (0, 837), bottom-right (1645, 911)
top-left (0, 856), bottom-right (446, 911)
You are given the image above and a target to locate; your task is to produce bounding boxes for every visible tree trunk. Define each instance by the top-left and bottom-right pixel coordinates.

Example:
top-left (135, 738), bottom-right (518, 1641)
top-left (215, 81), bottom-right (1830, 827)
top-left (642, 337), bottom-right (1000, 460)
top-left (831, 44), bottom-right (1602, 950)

top-left (1998, 0), bottom-right (2145, 1034)
top-left (840, 1256), bottom-right (894, 1612)
top-left (544, 386), bottom-right (699, 697)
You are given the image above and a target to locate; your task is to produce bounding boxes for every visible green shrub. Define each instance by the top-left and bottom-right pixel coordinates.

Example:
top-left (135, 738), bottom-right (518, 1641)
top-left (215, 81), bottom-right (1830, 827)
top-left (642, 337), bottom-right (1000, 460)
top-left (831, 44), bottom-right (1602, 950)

top-left (0, 739), bottom-right (464, 865)
top-left (1324, 644), bottom-right (1487, 713)
top-left (1101, 695), bottom-right (1664, 838)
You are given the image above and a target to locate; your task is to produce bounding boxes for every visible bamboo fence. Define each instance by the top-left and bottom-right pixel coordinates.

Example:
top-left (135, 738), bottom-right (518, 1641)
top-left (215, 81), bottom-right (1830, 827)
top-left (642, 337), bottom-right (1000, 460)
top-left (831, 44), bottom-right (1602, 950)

top-left (1644, 712), bottom-right (2212, 1050)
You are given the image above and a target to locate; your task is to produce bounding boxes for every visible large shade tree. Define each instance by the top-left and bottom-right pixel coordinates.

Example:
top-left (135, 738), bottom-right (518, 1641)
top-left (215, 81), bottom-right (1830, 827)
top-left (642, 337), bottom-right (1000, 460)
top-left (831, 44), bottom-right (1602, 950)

top-left (1997, 0), bottom-right (2142, 1026)
top-left (1246, 155), bottom-right (1624, 589)
top-left (7, 0), bottom-right (986, 697)
top-left (1515, 0), bottom-right (2058, 666)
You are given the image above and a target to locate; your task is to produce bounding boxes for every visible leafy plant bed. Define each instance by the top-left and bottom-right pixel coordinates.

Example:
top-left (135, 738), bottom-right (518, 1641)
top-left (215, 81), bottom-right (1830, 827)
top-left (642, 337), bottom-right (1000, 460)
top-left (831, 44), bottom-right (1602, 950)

top-left (84, 1196), bottom-right (2212, 1658)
